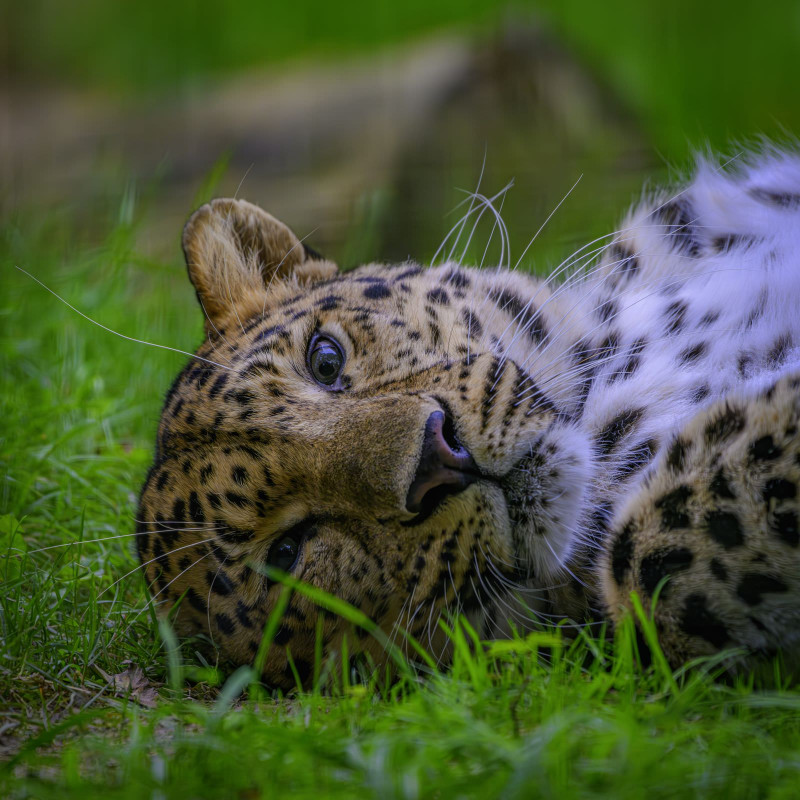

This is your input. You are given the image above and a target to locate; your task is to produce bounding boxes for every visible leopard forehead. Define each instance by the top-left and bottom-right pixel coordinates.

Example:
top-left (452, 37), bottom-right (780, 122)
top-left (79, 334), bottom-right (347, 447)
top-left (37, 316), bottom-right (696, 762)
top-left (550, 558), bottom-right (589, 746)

top-left (194, 261), bottom-right (486, 394)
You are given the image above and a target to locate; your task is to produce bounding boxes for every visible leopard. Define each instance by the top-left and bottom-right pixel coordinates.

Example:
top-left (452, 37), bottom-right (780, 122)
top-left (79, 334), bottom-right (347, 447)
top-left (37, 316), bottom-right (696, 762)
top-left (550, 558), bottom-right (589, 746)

top-left (137, 148), bottom-right (800, 689)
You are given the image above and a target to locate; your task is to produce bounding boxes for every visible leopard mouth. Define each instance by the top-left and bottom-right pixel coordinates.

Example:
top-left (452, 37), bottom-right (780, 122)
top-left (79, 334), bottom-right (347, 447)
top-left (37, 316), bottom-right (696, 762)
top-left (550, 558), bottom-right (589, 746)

top-left (399, 452), bottom-right (558, 574)
top-left (401, 477), bottom-right (482, 526)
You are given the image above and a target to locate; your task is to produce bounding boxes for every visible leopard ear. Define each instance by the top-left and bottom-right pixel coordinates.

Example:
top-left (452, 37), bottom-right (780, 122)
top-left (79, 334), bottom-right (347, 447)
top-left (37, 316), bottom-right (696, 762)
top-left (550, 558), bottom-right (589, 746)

top-left (182, 198), bottom-right (337, 326)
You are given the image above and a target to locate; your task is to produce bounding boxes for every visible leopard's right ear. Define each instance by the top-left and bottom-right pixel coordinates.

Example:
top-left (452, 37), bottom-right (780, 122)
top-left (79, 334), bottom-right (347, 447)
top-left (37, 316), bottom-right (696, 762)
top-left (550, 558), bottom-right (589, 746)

top-left (182, 198), bottom-right (337, 327)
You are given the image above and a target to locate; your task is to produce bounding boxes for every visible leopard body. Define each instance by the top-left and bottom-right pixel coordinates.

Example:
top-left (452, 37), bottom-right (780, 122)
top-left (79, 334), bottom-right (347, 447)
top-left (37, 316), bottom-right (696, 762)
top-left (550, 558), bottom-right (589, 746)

top-left (137, 150), bottom-right (800, 687)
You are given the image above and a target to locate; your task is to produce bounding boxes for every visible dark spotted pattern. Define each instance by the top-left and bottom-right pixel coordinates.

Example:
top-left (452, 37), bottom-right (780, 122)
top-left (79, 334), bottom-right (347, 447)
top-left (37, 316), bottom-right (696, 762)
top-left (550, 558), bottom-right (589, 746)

top-left (608, 243), bottom-right (639, 278)
top-left (601, 364), bottom-right (800, 672)
top-left (664, 300), bottom-right (688, 335)
top-left (639, 547), bottom-right (693, 596)
top-left (771, 511), bottom-right (798, 547)
top-left (596, 408), bottom-right (643, 457)
top-left (709, 557), bottom-right (728, 581)
top-left (750, 436), bottom-right (782, 461)
top-left (704, 406), bottom-right (745, 444)
top-left (657, 200), bottom-right (701, 257)
top-left (712, 233), bottom-right (760, 252)
top-left (767, 334), bottom-right (792, 368)
top-left (655, 486), bottom-right (692, 530)
top-left (679, 342), bottom-right (708, 365)
top-left (610, 524), bottom-right (634, 586)
top-left (736, 573), bottom-right (789, 606)
top-left (363, 283), bottom-right (391, 300)
top-left (764, 478), bottom-right (796, 503)
top-left (666, 438), bottom-right (689, 472)
top-left (709, 469), bottom-right (736, 500)
top-left (488, 288), bottom-right (547, 344)
top-left (704, 510), bottom-right (744, 549)
top-left (680, 593), bottom-right (729, 648)
top-left (750, 188), bottom-right (800, 209)
top-left (613, 337), bottom-right (646, 383)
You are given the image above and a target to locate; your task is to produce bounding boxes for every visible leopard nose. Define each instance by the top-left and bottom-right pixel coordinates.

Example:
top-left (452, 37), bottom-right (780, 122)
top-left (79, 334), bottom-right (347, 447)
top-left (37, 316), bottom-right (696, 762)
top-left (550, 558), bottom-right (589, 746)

top-left (405, 410), bottom-right (478, 516)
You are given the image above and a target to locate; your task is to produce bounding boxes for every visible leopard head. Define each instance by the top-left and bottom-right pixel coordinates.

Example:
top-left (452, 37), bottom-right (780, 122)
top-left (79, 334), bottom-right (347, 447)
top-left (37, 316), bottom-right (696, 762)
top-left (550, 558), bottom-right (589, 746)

top-left (137, 198), bottom-right (593, 688)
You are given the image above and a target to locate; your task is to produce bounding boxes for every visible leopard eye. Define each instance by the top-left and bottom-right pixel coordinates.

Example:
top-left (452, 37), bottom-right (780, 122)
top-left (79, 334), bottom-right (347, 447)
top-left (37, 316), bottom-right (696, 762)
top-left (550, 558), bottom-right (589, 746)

top-left (308, 335), bottom-right (344, 387)
top-left (268, 532), bottom-right (303, 573)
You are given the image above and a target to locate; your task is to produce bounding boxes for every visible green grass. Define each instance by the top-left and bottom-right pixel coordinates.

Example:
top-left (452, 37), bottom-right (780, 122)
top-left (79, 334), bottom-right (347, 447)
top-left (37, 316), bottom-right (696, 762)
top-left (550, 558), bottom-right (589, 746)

top-left (3, 178), bottom-right (800, 799)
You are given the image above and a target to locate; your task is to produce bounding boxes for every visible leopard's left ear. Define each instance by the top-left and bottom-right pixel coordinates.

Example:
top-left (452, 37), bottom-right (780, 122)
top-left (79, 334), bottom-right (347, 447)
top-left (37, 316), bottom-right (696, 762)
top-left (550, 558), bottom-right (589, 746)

top-left (182, 198), bottom-right (338, 327)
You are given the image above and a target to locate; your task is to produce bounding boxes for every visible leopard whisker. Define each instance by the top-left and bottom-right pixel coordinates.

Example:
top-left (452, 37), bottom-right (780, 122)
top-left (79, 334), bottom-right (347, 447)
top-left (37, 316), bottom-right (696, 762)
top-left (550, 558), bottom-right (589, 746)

top-left (15, 267), bottom-right (234, 372)
top-left (513, 264), bottom-right (765, 406)
top-left (472, 565), bottom-right (543, 629)
top-left (454, 182), bottom-right (514, 269)
top-left (455, 187), bottom-right (511, 360)
top-left (443, 147), bottom-right (488, 265)
top-left (446, 562), bottom-right (465, 623)
top-left (499, 238), bottom-right (669, 377)
top-left (478, 190), bottom-right (509, 270)
top-left (388, 588), bottom-right (415, 653)
top-left (261, 227), bottom-right (320, 314)
top-left (475, 539), bottom-right (523, 575)
top-left (512, 173), bottom-right (584, 272)
top-left (110, 546), bottom-right (221, 646)
top-left (474, 224), bottom-right (650, 346)
top-left (94, 535), bottom-right (220, 603)
top-left (198, 295), bottom-right (235, 358)
top-left (520, 313), bottom-right (759, 407)
top-left (476, 557), bottom-right (598, 630)
top-left (500, 218), bottom-right (733, 360)
top-left (490, 229), bottom-right (648, 363)
top-left (131, 516), bottom-right (223, 527)
top-left (512, 215), bottom-right (744, 372)
top-left (204, 553), bottom-right (232, 647)
top-left (431, 182), bottom-right (511, 268)
top-left (23, 527), bottom-right (222, 555)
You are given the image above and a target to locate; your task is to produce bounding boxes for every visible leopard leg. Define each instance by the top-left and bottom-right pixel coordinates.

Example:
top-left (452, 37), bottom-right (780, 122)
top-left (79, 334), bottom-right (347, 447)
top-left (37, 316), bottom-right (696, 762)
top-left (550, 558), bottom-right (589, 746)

top-left (600, 368), bottom-right (800, 673)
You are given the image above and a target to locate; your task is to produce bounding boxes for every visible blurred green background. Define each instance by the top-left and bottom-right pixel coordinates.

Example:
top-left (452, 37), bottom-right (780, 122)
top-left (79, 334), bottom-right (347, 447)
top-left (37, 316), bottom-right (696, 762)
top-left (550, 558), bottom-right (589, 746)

top-left (5, 0), bottom-right (800, 150)
top-left (3, 0), bottom-right (799, 270)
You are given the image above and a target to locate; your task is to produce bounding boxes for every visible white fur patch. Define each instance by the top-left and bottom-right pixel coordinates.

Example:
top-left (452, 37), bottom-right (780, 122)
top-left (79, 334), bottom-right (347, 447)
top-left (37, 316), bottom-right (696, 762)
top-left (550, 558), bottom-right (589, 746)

top-left (508, 149), bottom-right (800, 577)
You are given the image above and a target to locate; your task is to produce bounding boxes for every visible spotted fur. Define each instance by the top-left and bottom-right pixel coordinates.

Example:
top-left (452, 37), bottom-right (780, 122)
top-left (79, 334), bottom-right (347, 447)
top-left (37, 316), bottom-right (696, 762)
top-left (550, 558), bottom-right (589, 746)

top-left (138, 151), bottom-right (800, 687)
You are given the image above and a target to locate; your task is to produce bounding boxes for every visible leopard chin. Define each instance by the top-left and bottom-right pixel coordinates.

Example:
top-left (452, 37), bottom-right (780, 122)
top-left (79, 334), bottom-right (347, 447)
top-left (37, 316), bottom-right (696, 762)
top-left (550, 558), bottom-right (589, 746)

top-left (499, 422), bottom-right (594, 582)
